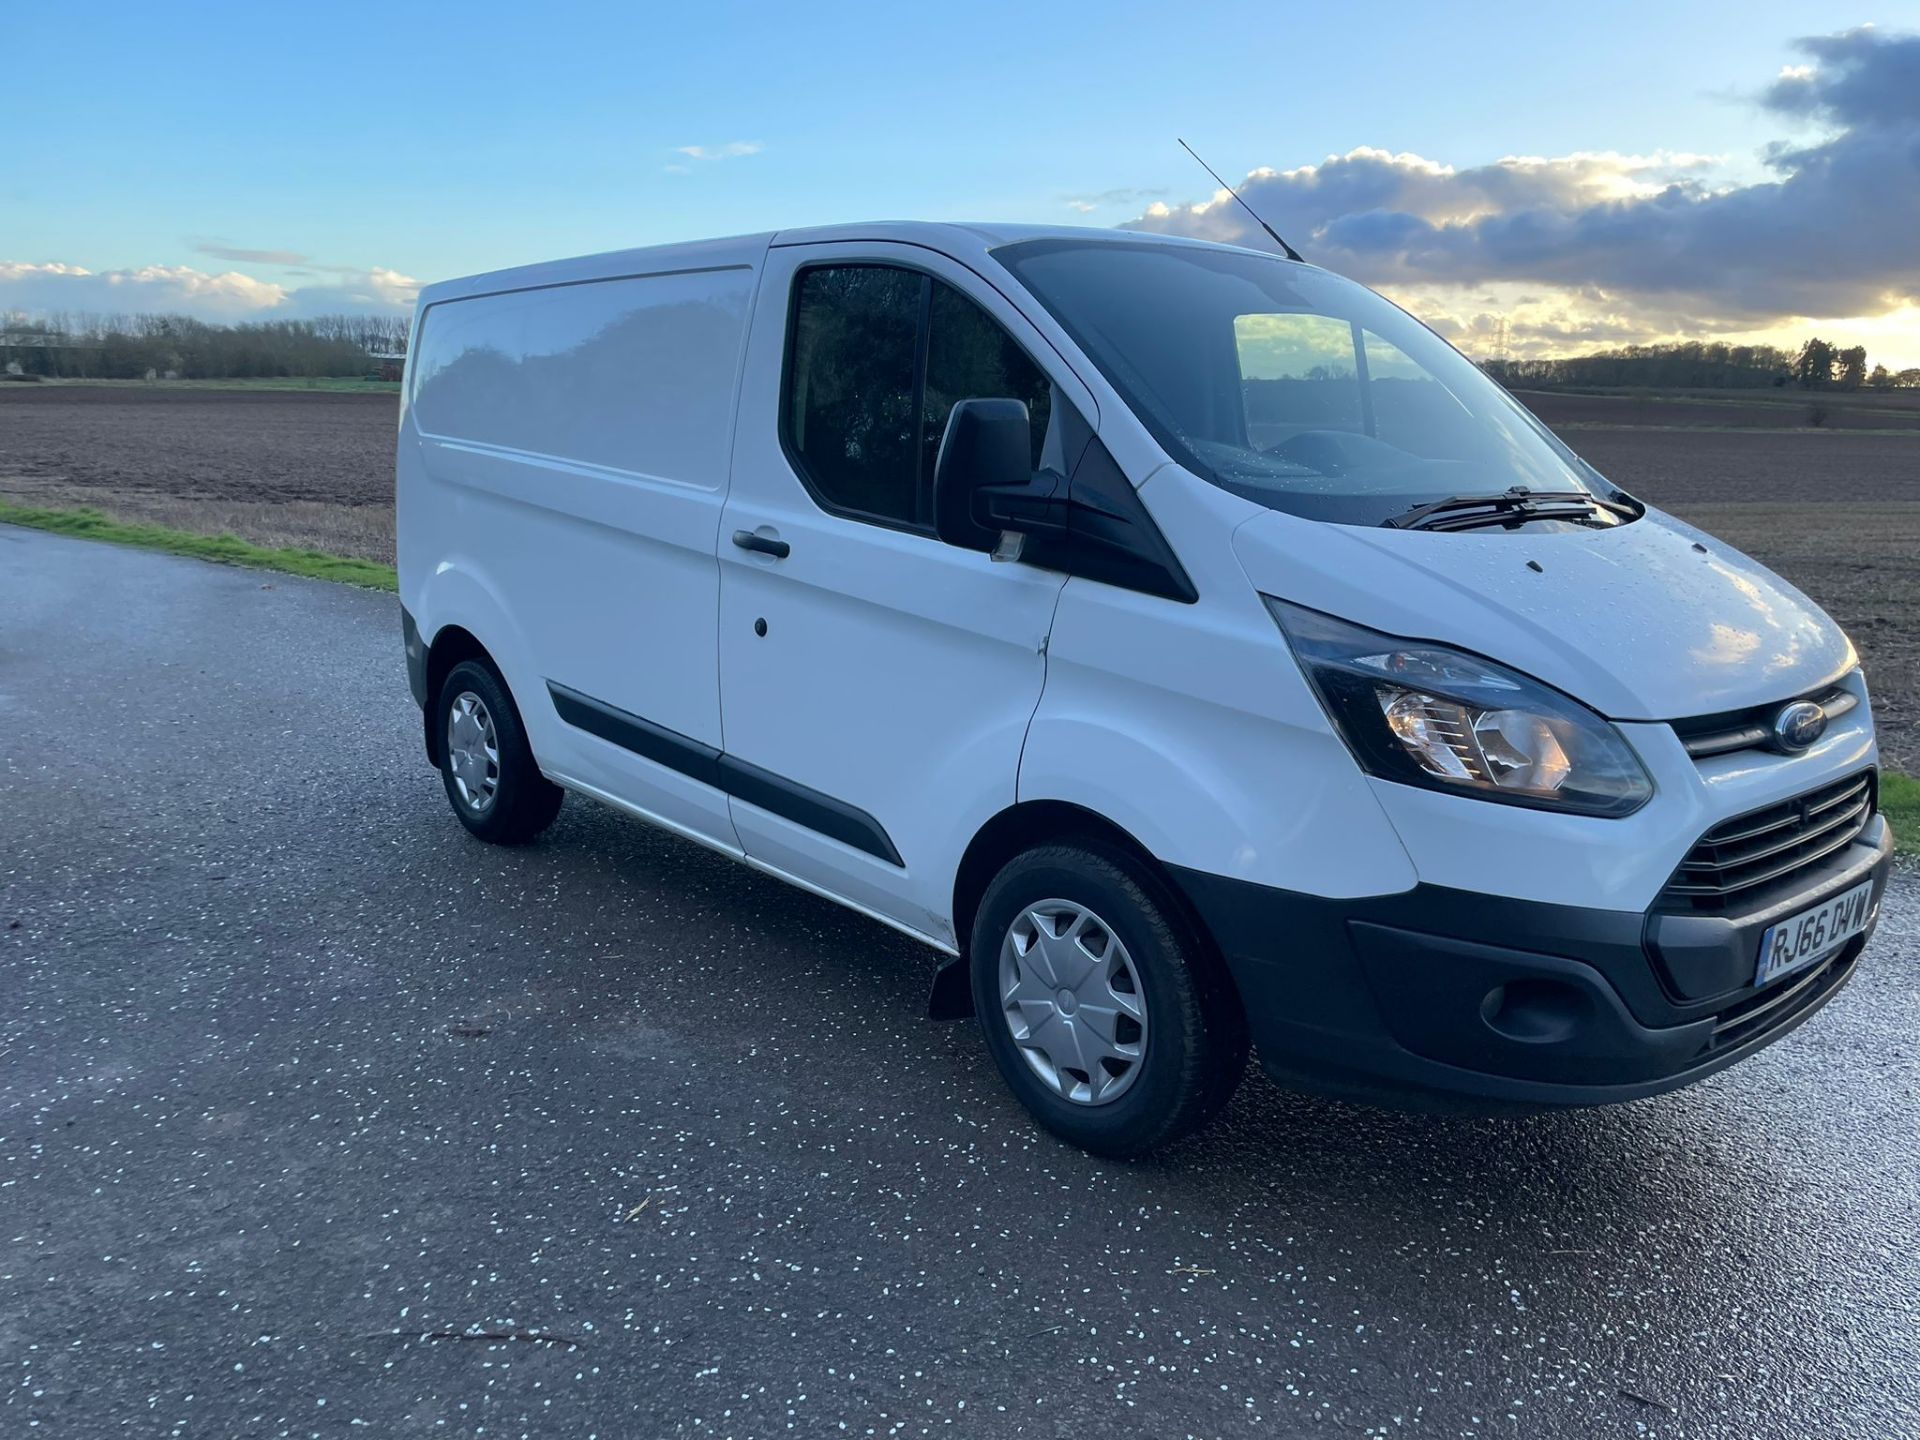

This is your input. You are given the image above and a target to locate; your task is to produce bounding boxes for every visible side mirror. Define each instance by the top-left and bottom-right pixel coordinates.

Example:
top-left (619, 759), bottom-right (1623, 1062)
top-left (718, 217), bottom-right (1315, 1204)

top-left (933, 398), bottom-right (1051, 553)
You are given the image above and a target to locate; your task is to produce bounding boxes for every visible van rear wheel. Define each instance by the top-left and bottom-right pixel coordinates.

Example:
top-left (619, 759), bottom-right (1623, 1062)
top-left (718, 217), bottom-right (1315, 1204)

top-left (970, 842), bottom-right (1248, 1157)
top-left (436, 660), bottom-right (563, 844)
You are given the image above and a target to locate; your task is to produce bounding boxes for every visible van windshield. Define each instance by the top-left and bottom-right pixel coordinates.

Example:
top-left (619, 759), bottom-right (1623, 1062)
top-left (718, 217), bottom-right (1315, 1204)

top-left (995, 238), bottom-right (1624, 528)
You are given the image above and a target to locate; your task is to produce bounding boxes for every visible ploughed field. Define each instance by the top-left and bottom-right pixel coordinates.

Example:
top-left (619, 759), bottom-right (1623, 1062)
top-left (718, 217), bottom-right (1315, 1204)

top-left (2, 380), bottom-right (1916, 768)
top-left (0, 385), bottom-right (399, 564)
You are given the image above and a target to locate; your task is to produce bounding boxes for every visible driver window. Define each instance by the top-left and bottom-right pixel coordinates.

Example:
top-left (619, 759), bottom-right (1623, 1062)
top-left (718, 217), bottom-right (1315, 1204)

top-left (1234, 313), bottom-right (1362, 448)
top-left (923, 281), bottom-right (1057, 484)
top-left (784, 265), bottom-right (1068, 532)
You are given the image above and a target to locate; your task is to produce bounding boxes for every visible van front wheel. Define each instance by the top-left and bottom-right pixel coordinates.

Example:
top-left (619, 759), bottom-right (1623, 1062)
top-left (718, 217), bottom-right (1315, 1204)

top-left (435, 660), bottom-right (563, 844)
top-left (970, 843), bottom-right (1248, 1157)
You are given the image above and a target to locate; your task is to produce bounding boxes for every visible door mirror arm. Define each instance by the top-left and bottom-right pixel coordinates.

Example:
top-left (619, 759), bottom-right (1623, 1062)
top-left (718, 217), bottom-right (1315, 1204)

top-left (933, 398), bottom-right (1056, 554)
top-left (975, 472), bottom-right (1072, 562)
top-left (932, 395), bottom-right (1196, 603)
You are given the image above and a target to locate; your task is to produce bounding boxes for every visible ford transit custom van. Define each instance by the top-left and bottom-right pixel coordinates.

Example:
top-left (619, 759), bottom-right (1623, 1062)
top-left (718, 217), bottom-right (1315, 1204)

top-left (397, 224), bottom-right (1893, 1156)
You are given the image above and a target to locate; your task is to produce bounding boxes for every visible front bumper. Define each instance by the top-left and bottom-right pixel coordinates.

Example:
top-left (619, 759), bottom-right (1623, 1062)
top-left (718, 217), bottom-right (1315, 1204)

top-left (1170, 814), bottom-right (1894, 1110)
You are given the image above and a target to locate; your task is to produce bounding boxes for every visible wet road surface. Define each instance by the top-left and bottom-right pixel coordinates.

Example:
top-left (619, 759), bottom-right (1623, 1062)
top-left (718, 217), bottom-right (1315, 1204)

top-left (4, 525), bottom-right (1918, 1438)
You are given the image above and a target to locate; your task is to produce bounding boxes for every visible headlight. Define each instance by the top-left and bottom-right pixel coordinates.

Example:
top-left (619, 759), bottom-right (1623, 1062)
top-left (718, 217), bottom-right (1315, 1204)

top-left (1268, 598), bottom-right (1653, 817)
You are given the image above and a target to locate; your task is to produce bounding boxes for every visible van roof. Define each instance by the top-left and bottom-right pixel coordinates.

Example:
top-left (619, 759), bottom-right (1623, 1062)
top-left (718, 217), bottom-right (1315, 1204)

top-left (414, 222), bottom-right (1282, 308)
top-left (769, 220), bottom-right (1258, 253)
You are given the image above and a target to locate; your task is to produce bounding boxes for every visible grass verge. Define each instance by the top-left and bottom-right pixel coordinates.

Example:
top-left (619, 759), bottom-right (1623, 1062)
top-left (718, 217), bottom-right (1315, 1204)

top-left (0, 502), bottom-right (396, 590)
top-left (1882, 772), bottom-right (1919, 858)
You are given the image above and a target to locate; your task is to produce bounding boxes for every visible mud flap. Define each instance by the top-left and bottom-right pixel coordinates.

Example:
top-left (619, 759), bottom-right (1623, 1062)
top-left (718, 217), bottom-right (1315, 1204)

top-left (926, 955), bottom-right (975, 1021)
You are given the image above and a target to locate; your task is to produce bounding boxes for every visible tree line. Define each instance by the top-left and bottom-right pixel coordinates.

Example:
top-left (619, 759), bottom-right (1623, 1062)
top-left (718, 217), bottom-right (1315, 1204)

top-left (6, 309), bottom-right (1917, 394)
top-left (0, 311), bottom-right (412, 380)
top-left (1481, 338), bottom-right (1920, 392)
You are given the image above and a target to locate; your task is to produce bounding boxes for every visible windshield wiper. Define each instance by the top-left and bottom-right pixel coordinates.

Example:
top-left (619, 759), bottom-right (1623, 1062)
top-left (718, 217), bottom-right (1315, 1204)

top-left (1382, 487), bottom-right (1634, 533)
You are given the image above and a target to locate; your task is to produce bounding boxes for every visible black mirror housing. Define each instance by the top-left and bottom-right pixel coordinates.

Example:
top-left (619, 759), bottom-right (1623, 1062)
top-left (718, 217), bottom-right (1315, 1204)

top-left (931, 396), bottom-right (1197, 604)
top-left (933, 398), bottom-right (1040, 552)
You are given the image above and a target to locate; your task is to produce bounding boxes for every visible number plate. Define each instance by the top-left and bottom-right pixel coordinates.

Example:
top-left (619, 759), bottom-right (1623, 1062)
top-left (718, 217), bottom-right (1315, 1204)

top-left (1754, 879), bottom-right (1875, 987)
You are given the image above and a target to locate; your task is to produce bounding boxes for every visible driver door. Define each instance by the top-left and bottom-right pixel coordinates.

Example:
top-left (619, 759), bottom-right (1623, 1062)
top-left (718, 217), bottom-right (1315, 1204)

top-left (717, 242), bottom-right (1097, 943)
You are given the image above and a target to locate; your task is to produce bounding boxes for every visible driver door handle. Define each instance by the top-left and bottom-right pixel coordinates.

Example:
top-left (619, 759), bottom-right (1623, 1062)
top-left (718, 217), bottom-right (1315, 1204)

top-left (731, 529), bottom-right (790, 559)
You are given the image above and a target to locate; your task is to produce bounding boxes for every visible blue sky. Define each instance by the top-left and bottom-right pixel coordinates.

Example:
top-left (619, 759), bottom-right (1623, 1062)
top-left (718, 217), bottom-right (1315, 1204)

top-left (6, 3), bottom-right (1918, 364)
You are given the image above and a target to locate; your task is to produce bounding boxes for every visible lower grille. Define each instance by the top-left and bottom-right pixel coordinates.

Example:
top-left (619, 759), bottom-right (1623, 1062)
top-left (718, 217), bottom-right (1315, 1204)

top-left (1709, 947), bottom-right (1856, 1050)
top-left (1658, 770), bottom-right (1876, 912)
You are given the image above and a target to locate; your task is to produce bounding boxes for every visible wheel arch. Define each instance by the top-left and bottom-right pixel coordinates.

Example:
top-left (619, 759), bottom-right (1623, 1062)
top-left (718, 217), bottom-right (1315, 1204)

top-left (931, 799), bottom-right (1232, 1022)
top-left (410, 557), bottom-right (535, 767)
top-left (420, 624), bottom-right (497, 767)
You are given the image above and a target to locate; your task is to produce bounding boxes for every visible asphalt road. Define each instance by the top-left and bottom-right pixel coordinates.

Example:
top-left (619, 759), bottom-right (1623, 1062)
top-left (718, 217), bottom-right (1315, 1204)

top-left (4, 524), bottom-right (1918, 1440)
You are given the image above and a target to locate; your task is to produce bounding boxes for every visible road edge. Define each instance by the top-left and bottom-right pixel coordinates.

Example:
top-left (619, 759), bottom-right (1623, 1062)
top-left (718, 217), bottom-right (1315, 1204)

top-left (0, 502), bottom-right (396, 591)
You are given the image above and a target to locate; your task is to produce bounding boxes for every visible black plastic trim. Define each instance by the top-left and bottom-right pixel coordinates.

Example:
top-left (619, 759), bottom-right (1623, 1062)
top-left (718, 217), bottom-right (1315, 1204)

top-left (1045, 425), bottom-right (1197, 603)
top-left (1655, 768), bottom-right (1876, 910)
top-left (717, 755), bottom-right (905, 866)
top-left (1645, 812), bottom-right (1890, 999)
top-left (547, 682), bottom-right (721, 788)
top-left (937, 401), bottom-right (1197, 604)
top-left (1168, 819), bottom-right (1892, 1111)
top-left (401, 607), bottom-right (429, 709)
top-left (1673, 682), bottom-right (1859, 759)
top-left (731, 529), bottom-right (792, 559)
top-left (545, 682), bottom-right (902, 866)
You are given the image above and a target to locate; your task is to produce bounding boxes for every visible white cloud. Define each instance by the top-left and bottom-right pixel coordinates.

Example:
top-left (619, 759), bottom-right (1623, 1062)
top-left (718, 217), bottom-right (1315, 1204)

top-left (674, 140), bottom-right (762, 161)
top-left (0, 259), bottom-right (418, 321)
top-left (277, 266), bottom-right (421, 317)
top-left (1061, 186), bottom-right (1168, 214)
top-left (0, 261), bottom-right (288, 317)
top-left (1119, 26), bottom-right (1920, 359)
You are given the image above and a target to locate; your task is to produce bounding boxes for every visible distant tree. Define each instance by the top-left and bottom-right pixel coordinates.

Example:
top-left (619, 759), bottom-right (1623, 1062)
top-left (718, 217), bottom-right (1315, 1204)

top-left (1894, 367), bottom-right (1920, 389)
top-left (0, 310), bottom-right (409, 380)
top-left (1480, 338), bottom-right (1795, 391)
top-left (1834, 345), bottom-right (1869, 390)
top-left (1868, 363), bottom-right (1892, 388)
top-left (1795, 337), bottom-right (1836, 389)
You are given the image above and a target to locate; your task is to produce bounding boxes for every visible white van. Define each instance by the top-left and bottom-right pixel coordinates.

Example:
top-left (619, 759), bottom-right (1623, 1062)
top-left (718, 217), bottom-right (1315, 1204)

top-left (397, 223), bottom-right (1893, 1155)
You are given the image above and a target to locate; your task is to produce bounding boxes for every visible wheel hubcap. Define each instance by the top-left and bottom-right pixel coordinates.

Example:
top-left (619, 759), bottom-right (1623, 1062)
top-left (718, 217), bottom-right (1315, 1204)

top-left (998, 900), bottom-right (1148, 1106)
top-left (447, 691), bottom-right (499, 813)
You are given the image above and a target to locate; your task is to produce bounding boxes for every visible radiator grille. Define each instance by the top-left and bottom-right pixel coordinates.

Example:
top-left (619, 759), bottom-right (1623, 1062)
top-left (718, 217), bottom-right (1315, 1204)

top-left (1671, 686), bottom-right (1857, 761)
top-left (1658, 770), bottom-right (1876, 912)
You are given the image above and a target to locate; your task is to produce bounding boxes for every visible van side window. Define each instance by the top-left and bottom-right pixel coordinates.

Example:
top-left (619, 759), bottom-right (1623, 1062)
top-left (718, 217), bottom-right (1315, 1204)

top-left (923, 282), bottom-right (1053, 482)
top-left (783, 264), bottom-right (1061, 531)
top-left (786, 266), bottom-right (924, 525)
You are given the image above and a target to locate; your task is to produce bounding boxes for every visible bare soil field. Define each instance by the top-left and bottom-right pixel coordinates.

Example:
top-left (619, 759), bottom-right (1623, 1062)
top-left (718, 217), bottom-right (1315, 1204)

top-left (0, 385), bottom-right (397, 561)
top-left (2, 381), bottom-right (1916, 768)
top-left (1521, 388), bottom-right (1920, 432)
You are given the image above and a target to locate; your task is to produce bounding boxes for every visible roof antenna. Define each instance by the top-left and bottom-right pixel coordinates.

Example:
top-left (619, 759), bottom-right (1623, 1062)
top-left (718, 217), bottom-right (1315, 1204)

top-left (1177, 138), bottom-right (1303, 262)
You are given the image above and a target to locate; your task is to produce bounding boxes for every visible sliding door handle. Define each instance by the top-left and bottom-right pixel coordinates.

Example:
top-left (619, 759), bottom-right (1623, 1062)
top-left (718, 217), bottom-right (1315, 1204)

top-left (731, 529), bottom-right (791, 559)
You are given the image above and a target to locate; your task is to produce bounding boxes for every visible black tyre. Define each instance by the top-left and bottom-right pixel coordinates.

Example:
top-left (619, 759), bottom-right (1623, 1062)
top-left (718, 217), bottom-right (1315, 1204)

top-left (436, 659), bottom-right (564, 845)
top-left (970, 841), bottom-right (1249, 1157)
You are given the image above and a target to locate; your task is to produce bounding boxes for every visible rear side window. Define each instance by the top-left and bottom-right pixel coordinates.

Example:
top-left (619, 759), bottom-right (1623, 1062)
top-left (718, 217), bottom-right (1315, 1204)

top-left (783, 264), bottom-right (1059, 530)
top-left (410, 267), bottom-right (754, 488)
